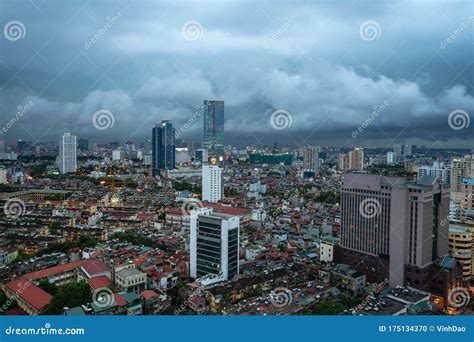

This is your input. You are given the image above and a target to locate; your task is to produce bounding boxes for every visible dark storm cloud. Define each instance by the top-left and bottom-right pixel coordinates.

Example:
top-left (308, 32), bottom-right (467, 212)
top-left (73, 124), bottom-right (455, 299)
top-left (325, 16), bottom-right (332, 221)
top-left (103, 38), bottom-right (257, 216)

top-left (0, 0), bottom-right (472, 147)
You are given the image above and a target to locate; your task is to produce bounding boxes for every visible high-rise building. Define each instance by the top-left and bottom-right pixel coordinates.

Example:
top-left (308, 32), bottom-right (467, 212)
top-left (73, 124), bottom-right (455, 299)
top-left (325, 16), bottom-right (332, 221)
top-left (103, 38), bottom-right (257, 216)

top-left (450, 155), bottom-right (474, 202)
top-left (302, 146), bottom-right (320, 171)
top-left (152, 121), bottom-right (175, 176)
top-left (203, 100), bottom-right (224, 158)
top-left (448, 225), bottom-right (473, 284)
top-left (460, 178), bottom-right (474, 223)
top-left (194, 149), bottom-right (208, 165)
top-left (338, 173), bottom-right (461, 301)
top-left (0, 166), bottom-right (6, 184)
top-left (338, 153), bottom-right (350, 171)
top-left (0, 136), bottom-right (5, 152)
top-left (417, 161), bottom-right (450, 184)
top-left (190, 208), bottom-right (240, 281)
top-left (403, 144), bottom-right (413, 157)
top-left (202, 164), bottom-right (223, 203)
top-left (78, 138), bottom-right (89, 152)
top-left (58, 133), bottom-right (77, 174)
top-left (348, 148), bottom-right (364, 170)
top-left (393, 145), bottom-right (402, 158)
top-left (386, 151), bottom-right (396, 164)
top-left (338, 148), bottom-right (364, 171)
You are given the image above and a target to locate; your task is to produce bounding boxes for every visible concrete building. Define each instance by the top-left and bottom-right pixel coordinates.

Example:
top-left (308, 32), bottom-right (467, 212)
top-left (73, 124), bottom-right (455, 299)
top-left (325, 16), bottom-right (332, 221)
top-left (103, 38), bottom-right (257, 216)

top-left (58, 133), bottom-right (77, 174)
top-left (112, 149), bottom-right (122, 161)
top-left (190, 208), bottom-right (240, 281)
top-left (386, 151), bottom-right (396, 164)
top-left (302, 146), bottom-right (320, 171)
top-left (338, 148), bottom-right (363, 170)
top-left (448, 225), bottom-right (472, 284)
top-left (115, 267), bottom-right (147, 293)
top-left (418, 161), bottom-right (450, 184)
top-left (450, 154), bottom-right (474, 202)
top-left (337, 173), bottom-right (460, 302)
top-left (460, 178), bottom-right (474, 223)
top-left (202, 164), bottom-right (222, 203)
top-left (0, 166), bottom-right (6, 184)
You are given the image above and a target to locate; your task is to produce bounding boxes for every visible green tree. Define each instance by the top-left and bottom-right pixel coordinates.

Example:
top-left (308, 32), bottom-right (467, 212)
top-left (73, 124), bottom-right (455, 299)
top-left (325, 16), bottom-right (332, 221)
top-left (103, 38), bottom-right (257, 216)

top-left (42, 281), bottom-right (91, 315)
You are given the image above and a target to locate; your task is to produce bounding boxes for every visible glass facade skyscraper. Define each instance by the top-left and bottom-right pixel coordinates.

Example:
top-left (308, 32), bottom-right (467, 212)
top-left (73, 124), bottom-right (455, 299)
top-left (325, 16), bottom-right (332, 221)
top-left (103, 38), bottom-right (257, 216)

top-left (152, 120), bottom-right (175, 176)
top-left (203, 100), bottom-right (224, 158)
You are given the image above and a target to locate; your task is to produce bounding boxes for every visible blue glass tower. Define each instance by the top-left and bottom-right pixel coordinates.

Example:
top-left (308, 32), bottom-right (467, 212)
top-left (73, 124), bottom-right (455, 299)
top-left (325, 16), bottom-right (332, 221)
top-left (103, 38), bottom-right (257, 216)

top-left (152, 120), bottom-right (175, 176)
top-left (203, 100), bottom-right (224, 158)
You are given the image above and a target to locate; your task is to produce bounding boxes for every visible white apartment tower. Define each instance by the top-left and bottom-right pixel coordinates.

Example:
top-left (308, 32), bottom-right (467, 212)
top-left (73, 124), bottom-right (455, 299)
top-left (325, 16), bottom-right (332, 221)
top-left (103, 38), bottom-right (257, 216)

top-left (190, 208), bottom-right (240, 281)
top-left (303, 146), bottom-right (320, 171)
top-left (59, 133), bottom-right (77, 174)
top-left (202, 164), bottom-right (223, 203)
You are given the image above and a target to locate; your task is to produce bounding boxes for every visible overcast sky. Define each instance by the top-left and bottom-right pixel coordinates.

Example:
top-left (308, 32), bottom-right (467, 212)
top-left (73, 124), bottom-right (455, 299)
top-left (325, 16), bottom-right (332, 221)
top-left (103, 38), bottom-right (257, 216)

top-left (0, 0), bottom-right (473, 149)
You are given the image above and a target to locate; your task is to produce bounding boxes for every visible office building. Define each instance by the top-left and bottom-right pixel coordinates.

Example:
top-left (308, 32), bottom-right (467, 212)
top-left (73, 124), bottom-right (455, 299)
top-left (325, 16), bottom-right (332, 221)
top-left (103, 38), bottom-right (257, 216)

top-left (190, 208), bottom-right (240, 281)
top-left (78, 138), bottom-right (89, 152)
top-left (58, 133), bottom-right (77, 174)
top-left (302, 146), bottom-right (320, 171)
top-left (386, 151), bottom-right (396, 164)
top-left (417, 161), bottom-right (450, 184)
top-left (152, 121), bottom-right (175, 176)
top-left (203, 100), bottom-right (224, 158)
top-left (337, 173), bottom-right (461, 302)
top-left (194, 149), bottom-right (208, 165)
top-left (202, 164), bottom-right (223, 203)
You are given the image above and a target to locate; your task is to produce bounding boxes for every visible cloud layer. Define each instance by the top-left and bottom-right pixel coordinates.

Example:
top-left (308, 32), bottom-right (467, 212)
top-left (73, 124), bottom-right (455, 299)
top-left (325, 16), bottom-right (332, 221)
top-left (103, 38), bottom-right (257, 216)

top-left (0, 0), bottom-right (473, 148)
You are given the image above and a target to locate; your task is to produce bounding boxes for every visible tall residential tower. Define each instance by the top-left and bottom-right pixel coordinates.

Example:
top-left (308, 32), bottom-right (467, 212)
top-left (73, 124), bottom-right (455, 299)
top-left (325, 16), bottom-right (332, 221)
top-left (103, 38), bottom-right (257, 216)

top-left (58, 133), bottom-right (77, 174)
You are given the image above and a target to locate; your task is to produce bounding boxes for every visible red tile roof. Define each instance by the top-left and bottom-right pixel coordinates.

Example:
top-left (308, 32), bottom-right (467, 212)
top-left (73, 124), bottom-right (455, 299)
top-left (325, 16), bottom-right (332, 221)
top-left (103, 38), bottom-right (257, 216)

top-left (141, 289), bottom-right (158, 300)
top-left (81, 260), bottom-right (110, 277)
top-left (114, 293), bottom-right (127, 307)
top-left (23, 260), bottom-right (87, 280)
top-left (5, 278), bottom-right (53, 310)
top-left (204, 203), bottom-right (251, 216)
top-left (87, 276), bottom-right (112, 290)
